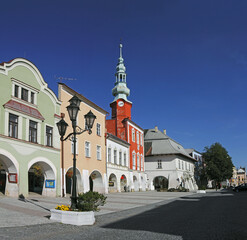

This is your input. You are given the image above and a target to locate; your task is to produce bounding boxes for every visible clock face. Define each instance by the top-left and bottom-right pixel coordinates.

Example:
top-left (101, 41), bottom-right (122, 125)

top-left (118, 101), bottom-right (124, 107)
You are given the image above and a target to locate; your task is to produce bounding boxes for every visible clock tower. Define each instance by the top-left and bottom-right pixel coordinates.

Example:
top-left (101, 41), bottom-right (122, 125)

top-left (108, 44), bottom-right (132, 139)
top-left (106, 44), bottom-right (145, 183)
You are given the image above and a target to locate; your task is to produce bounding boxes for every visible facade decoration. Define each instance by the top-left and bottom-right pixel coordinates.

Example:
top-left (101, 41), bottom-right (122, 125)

top-left (0, 58), bottom-right (61, 197)
top-left (58, 83), bottom-right (108, 195)
top-left (106, 44), bottom-right (147, 192)
top-left (144, 127), bottom-right (198, 191)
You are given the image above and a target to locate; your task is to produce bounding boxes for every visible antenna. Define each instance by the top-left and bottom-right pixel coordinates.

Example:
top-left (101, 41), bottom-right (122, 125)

top-left (55, 75), bottom-right (77, 83)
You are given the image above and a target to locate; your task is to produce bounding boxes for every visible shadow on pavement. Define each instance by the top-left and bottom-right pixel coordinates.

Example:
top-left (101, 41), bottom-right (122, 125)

top-left (102, 191), bottom-right (247, 240)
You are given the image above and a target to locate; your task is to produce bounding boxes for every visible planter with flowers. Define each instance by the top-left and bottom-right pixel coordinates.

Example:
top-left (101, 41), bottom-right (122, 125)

top-left (50, 191), bottom-right (106, 226)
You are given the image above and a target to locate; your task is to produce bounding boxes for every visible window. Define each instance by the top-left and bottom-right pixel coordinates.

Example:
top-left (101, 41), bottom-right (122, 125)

top-left (114, 150), bottom-right (117, 164)
top-left (157, 160), bottom-right (162, 169)
top-left (85, 141), bottom-right (90, 157)
top-left (124, 153), bottom-right (127, 166)
top-left (137, 155), bottom-right (140, 170)
top-left (182, 161), bottom-right (184, 170)
top-left (9, 114), bottom-right (18, 138)
top-left (132, 129), bottom-right (135, 142)
top-left (132, 152), bottom-right (136, 169)
top-left (137, 132), bottom-right (139, 145)
top-left (108, 148), bottom-right (111, 162)
top-left (189, 163), bottom-right (191, 171)
top-left (31, 92), bottom-right (35, 104)
top-left (46, 126), bottom-right (53, 147)
top-left (140, 134), bottom-right (143, 146)
top-left (14, 85), bottom-right (19, 98)
top-left (21, 88), bottom-right (28, 102)
top-left (119, 151), bottom-right (122, 165)
top-left (178, 160), bottom-right (181, 169)
top-left (29, 120), bottom-right (37, 143)
top-left (96, 123), bottom-right (101, 136)
top-left (97, 146), bottom-right (101, 160)
top-left (71, 137), bottom-right (78, 154)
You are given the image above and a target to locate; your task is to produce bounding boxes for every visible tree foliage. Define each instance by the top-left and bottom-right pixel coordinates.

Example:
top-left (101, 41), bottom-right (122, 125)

top-left (203, 142), bottom-right (233, 187)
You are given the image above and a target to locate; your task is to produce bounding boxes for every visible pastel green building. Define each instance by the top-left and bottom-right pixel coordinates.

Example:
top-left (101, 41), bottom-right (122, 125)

top-left (0, 58), bottom-right (61, 197)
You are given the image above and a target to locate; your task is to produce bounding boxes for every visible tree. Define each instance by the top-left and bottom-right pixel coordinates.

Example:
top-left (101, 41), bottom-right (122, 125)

top-left (203, 142), bottom-right (233, 190)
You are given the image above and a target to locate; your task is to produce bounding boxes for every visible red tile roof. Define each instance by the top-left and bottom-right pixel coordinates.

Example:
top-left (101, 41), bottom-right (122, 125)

top-left (4, 100), bottom-right (45, 120)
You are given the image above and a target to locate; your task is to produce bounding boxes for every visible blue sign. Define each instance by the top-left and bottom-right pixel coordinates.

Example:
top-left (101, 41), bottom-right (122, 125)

top-left (45, 180), bottom-right (55, 188)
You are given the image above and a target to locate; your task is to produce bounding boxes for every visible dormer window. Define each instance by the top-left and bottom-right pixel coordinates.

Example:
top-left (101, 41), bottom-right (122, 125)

top-left (21, 88), bottom-right (28, 102)
top-left (31, 92), bottom-right (35, 104)
top-left (12, 78), bottom-right (38, 105)
top-left (14, 85), bottom-right (19, 98)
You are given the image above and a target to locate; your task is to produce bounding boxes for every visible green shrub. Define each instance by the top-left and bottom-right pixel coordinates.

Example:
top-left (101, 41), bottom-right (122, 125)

top-left (198, 186), bottom-right (206, 190)
top-left (77, 191), bottom-right (107, 212)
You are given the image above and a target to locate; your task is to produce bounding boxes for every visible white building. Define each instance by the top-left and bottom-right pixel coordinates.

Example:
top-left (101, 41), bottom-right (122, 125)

top-left (106, 133), bottom-right (130, 192)
top-left (144, 127), bottom-right (198, 191)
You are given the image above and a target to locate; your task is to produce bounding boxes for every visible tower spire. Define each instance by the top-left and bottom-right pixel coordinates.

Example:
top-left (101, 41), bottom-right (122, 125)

top-left (112, 43), bottom-right (131, 103)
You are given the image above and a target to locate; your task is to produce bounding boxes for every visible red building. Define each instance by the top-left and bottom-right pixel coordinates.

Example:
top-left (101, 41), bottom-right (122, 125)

top-left (106, 44), bottom-right (145, 191)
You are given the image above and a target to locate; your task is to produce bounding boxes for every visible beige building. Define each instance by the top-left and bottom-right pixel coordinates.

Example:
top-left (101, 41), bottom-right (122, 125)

top-left (58, 83), bottom-right (108, 194)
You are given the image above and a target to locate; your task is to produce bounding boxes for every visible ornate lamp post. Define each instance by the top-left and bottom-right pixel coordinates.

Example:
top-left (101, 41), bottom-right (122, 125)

top-left (57, 95), bottom-right (96, 210)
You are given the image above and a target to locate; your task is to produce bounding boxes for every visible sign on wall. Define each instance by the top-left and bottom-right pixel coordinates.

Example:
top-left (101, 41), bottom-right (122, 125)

top-left (45, 180), bottom-right (55, 188)
top-left (8, 173), bottom-right (18, 183)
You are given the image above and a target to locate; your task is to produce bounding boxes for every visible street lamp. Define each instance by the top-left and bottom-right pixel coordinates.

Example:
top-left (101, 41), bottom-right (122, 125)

top-left (56, 95), bottom-right (96, 210)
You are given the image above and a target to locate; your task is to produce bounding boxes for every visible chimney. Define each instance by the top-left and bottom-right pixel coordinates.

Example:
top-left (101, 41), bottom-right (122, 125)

top-left (163, 129), bottom-right (166, 135)
top-left (155, 126), bottom-right (158, 132)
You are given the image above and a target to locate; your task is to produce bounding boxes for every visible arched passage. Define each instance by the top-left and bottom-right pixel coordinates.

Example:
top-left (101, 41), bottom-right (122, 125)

top-left (133, 175), bottom-right (139, 191)
top-left (90, 170), bottom-right (104, 193)
top-left (65, 167), bottom-right (82, 194)
top-left (0, 151), bottom-right (18, 197)
top-left (120, 174), bottom-right (127, 192)
top-left (153, 176), bottom-right (168, 191)
top-left (108, 173), bottom-right (118, 193)
top-left (28, 159), bottom-right (56, 197)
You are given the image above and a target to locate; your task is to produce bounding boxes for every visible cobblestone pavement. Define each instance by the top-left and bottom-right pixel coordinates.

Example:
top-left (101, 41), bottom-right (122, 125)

top-left (0, 191), bottom-right (200, 240)
top-left (0, 191), bottom-right (196, 228)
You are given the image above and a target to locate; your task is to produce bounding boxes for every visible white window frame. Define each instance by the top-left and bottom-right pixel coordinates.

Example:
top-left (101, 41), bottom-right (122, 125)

top-left (85, 141), bottom-right (91, 157)
top-left (132, 151), bottom-right (136, 169)
top-left (96, 123), bottom-right (101, 136)
top-left (132, 129), bottom-right (135, 142)
top-left (137, 154), bottom-right (140, 170)
top-left (124, 152), bottom-right (127, 166)
top-left (97, 145), bottom-right (101, 160)
top-left (114, 149), bottom-right (117, 164)
top-left (157, 160), bottom-right (162, 169)
top-left (119, 151), bottom-right (122, 165)
top-left (108, 147), bottom-right (111, 163)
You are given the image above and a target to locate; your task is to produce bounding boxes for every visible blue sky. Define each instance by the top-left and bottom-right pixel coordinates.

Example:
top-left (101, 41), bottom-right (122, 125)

top-left (1, 0), bottom-right (247, 167)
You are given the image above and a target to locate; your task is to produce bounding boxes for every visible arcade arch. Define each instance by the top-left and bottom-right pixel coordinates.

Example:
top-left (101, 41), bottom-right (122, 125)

top-left (89, 170), bottom-right (104, 193)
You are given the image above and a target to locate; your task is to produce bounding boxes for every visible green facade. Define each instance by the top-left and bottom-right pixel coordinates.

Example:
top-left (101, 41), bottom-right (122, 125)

top-left (0, 59), bottom-right (61, 197)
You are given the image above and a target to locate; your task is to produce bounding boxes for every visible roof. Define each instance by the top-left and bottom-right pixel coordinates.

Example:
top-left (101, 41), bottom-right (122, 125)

top-left (3, 100), bottom-right (45, 120)
top-left (59, 83), bottom-right (108, 115)
top-left (122, 118), bottom-right (144, 131)
top-left (185, 148), bottom-right (202, 155)
top-left (106, 133), bottom-right (130, 147)
top-left (144, 128), bottom-right (195, 161)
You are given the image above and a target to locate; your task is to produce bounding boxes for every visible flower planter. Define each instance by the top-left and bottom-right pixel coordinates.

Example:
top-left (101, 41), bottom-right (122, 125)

top-left (197, 190), bottom-right (206, 194)
top-left (50, 209), bottom-right (95, 226)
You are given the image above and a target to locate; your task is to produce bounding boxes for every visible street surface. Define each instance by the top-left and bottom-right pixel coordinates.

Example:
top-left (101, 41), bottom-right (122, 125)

top-left (0, 190), bottom-right (246, 240)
